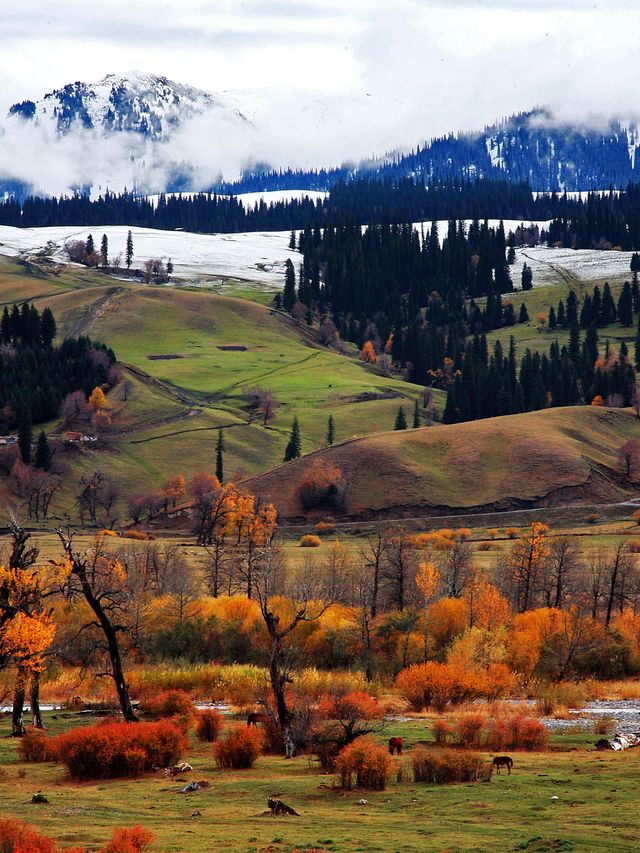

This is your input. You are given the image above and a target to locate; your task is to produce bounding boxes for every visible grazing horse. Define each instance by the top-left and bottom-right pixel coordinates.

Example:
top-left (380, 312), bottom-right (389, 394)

top-left (247, 712), bottom-right (269, 727)
top-left (388, 737), bottom-right (404, 756)
top-left (491, 756), bottom-right (513, 774)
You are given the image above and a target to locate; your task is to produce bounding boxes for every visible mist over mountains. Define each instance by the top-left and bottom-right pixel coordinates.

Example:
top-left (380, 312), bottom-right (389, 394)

top-left (3, 72), bottom-right (640, 199)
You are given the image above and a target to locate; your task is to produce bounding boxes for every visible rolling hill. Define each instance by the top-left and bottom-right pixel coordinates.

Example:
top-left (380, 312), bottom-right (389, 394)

top-left (244, 406), bottom-right (640, 521)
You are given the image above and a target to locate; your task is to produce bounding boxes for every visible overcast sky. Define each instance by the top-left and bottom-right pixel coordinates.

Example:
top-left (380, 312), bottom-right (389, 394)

top-left (1, 0), bottom-right (639, 192)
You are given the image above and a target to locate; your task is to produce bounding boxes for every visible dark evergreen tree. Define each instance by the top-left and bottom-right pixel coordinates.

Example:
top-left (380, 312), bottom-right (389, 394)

top-left (394, 406), bottom-right (408, 430)
top-left (282, 259), bottom-right (296, 312)
top-left (327, 415), bottom-right (335, 446)
top-left (167, 258), bottom-right (174, 276)
top-left (618, 282), bottom-right (633, 327)
top-left (519, 303), bottom-right (529, 323)
top-left (521, 263), bottom-right (533, 291)
top-left (126, 230), bottom-right (134, 269)
top-left (284, 416), bottom-right (301, 461)
top-left (40, 308), bottom-right (56, 346)
top-left (548, 306), bottom-right (557, 329)
top-left (215, 428), bottom-right (225, 484)
top-left (100, 234), bottom-right (108, 268)
top-left (18, 410), bottom-right (32, 465)
top-left (412, 400), bottom-right (420, 428)
top-left (86, 234), bottom-right (95, 257)
top-left (35, 431), bottom-right (51, 470)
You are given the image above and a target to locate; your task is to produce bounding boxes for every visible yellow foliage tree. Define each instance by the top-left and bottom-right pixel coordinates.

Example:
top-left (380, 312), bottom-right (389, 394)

top-left (359, 340), bottom-right (377, 364)
top-left (88, 386), bottom-right (108, 412)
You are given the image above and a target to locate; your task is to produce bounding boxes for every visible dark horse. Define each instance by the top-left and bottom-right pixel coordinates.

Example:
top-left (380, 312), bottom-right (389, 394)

top-left (247, 712), bottom-right (269, 727)
top-left (492, 756), bottom-right (513, 774)
top-left (388, 737), bottom-right (404, 755)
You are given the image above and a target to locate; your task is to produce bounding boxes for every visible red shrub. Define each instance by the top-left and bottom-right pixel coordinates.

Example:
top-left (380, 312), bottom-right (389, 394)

top-left (411, 748), bottom-right (489, 784)
top-left (431, 719), bottom-right (455, 745)
top-left (486, 716), bottom-right (548, 751)
top-left (213, 725), bottom-right (264, 769)
top-left (55, 720), bottom-right (187, 780)
top-left (99, 826), bottom-right (154, 853)
top-left (396, 662), bottom-right (481, 711)
top-left (195, 709), bottom-right (224, 742)
top-left (140, 690), bottom-right (194, 720)
top-left (17, 729), bottom-right (58, 763)
top-left (334, 736), bottom-right (393, 790)
top-left (455, 714), bottom-right (487, 748)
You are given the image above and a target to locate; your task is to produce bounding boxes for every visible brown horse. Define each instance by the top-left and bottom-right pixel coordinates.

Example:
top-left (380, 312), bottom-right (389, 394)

top-left (247, 712), bottom-right (269, 727)
top-left (388, 737), bottom-right (404, 755)
top-left (491, 756), bottom-right (513, 774)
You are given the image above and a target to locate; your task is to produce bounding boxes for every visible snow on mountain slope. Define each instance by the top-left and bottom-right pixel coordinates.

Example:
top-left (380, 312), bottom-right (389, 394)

top-left (0, 225), bottom-right (297, 288)
top-left (9, 71), bottom-right (247, 140)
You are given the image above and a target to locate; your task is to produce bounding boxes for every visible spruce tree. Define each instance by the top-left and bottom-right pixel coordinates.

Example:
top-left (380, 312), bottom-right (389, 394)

top-left (215, 428), bottom-right (224, 484)
top-left (327, 415), bottom-right (335, 446)
top-left (18, 410), bottom-right (32, 465)
top-left (283, 259), bottom-right (296, 312)
top-left (167, 258), bottom-right (174, 276)
top-left (100, 234), bottom-right (108, 268)
top-left (394, 406), bottom-right (408, 430)
top-left (521, 263), bottom-right (533, 291)
top-left (618, 282), bottom-right (633, 327)
top-left (40, 307), bottom-right (56, 346)
top-left (519, 303), bottom-right (529, 323)
top-left (284, 416), bottom-right (301, 461)
top-left (125, 230), bottom-right (134, 269)
top-left (35, 431), bottom-right (51, 470)
top-left (635, 317), bottom-right (640, 370)
top-left (86, 234), bottom-right (95, 257)
top-left (288, 230), bottom-right (296, 250)
top-left (548, 306), bottom-right (557, 329)
top-left (412, 400), bottom-right (420, 428)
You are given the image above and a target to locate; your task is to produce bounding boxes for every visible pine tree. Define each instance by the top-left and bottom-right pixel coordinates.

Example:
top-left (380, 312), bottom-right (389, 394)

top-left (521, 263), bottom-right (533, 291)
top-left (394, 406), bottom-right (408, 430)
top-left (283, 259), bottom-right (296, 312)
top-left (327, 415), bottom-right (335, 446)
top-left (86, 234), bottom-right (95, 257)
top-left (167, 258), bottom-right (174, 276)
top-left (215, 428), bottom-right (224, 484)
top-left (284, 416), bottom-right (301, 461)
top-left (35, 431), bottom-right (51, 470)
top-left (125, 231), bottom-right (134, 270)
top-left (519, 303), bottom-right (529, 323)
top-left (100, 234), bottom-right (108, 268)
top-left (618, 281), bottom-right (633, 327)
top-left (18, 410), bottom-right (32, 465)
top-left (40, 308), bottom-right (56, 346)
top-left (412, 399), bottom-right (420, 428)
top-left (288, 230), bottom-right (296, 250)
top-left (635, 317), bottom-right (640, 370)
top-left (548, 306), bottom-right (557, 329)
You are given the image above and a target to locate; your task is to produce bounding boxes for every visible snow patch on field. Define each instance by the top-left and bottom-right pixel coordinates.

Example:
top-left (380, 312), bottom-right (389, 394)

top-left (511, 245), bottom-right (634, 289)
top-left (0, 224), bottom-right (298, 288)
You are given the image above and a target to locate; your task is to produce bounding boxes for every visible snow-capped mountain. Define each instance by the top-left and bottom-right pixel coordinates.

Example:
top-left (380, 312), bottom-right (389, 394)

top-left (8, 71), bottom-right (247, 140)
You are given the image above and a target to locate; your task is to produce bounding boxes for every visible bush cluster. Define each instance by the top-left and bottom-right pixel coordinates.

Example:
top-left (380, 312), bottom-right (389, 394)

top-left (17, 728), bottom-right (58, 763)
top-left (140, 689), bottom-right (195, 721)
top-left (0, 820), bottom-right (153, 853)
top-left (335, 736), bottom-right (394, 790)
top-left (213, 725), bottom-right (264, 769)
top-left (55, 720), bottom-right (186, 780)
top-left (195, 708), bottom-right (224, 742)
top-left (411, 748), bottom-right (489, 784)
top-left (434, 714), bottom-right (548, 751)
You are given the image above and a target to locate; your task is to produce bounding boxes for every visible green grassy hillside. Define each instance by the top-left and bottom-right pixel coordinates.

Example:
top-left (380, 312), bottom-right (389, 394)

top-left (245, 406), bottom-right (640, 519)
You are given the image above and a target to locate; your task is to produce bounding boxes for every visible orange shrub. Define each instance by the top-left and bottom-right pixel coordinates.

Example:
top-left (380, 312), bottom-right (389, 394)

top-left (55, 720), bottom-right (186, 780)
top-left (300, 535), bottom-right (322, 548)
top-left (17, 728), bottom-right (58, 763)
top-left (486, 715), bottom-right (548, 751)
top-left (122, 530), bottom-right (152, 541)
top-left (455, 714), bottom-right (487, 748)
top-left (396, 662), bottom-right (481, 711)
top-left (335, 736), bottom-right (393, 790)
top-left (0, 820), bottom-right (153, 853)
top-left (213, 725), bottom-right (264, 769)
top-left (140, 690), bottom-right (195, 720)
top-left (411, 748), bottom-right (488, 784)
top-left (195, 708), bottom-right (224, 742)
top-left (100, 826), bottom-right (154, 853)
top-left (432, 718), bottom-right (455, 745)
top-left (314, 521), bottom-right (336, 535)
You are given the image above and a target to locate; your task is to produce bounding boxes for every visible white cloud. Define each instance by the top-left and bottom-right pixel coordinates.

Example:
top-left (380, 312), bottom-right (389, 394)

top-left (1, 0), bottom-right (640, 193)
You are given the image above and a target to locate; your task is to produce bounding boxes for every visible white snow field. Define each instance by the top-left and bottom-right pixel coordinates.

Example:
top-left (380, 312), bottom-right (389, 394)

top-left (0, 224), bottom-right (299, 289)
top-left (0, 218), bottom-right (633, 294)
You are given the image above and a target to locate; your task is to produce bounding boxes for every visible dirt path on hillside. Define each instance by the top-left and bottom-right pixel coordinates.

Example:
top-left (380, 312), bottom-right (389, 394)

top-left (520, 250), bottom-right (582, 289)
top-left (67, 286), bottom-right (125, 338)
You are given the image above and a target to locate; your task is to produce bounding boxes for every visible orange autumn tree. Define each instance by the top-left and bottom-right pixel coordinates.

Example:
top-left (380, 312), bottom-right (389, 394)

top-left (416, 561), bottom-right (440, 662)
top-left (508, 522), bottom-right (550, 612)
top-left (163, 474), bottom-right (186, 509)
top-left (88, 386), bottom-right (108, 412)
top-left (0, 523), bottom-right (57, 736)
top-left (359, 340), bottom-right (377, 364)
top-left (232, 494), bottom-right (278, 598)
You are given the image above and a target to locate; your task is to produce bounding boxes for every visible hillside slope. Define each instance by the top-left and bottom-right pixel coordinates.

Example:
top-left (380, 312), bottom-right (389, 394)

top-left (244, 407), bottom-right (640, 520)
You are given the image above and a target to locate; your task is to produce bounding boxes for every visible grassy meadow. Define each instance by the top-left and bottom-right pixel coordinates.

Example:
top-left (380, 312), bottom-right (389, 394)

top-left (1, 712), bottom-right (639, 853)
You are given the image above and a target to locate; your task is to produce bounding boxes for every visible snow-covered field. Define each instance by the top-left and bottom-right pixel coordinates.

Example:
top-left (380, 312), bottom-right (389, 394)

top-left (144, 190), bottom-right (328, 208)
top-left (0, 224), bottom-right (298, 289)
top-left (0, 218), bottom-right (633, 293)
